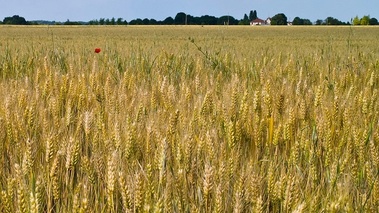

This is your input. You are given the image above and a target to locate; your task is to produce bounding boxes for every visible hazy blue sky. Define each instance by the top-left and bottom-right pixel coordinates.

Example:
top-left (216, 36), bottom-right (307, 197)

top-left (1, 0), bottom-right (378, 23)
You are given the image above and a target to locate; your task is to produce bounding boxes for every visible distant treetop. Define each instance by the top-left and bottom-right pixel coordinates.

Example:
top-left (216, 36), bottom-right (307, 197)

top-left (271, 13), bottom-right (288, 25)
top-left (3, 15), bottom-right (28, 25)
top-left (353, 15), bottom-right (378, 25)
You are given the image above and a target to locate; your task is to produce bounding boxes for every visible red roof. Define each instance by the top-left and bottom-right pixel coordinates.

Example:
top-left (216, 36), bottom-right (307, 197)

top-left (252, 18), bottom-right (265, 23)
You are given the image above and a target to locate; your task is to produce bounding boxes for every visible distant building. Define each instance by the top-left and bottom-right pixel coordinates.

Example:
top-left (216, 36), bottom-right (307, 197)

top-left (250, 18), bottom-right (271, 26)
top-left (250, 18), bottom-right (266, 25)
top-left (266, 18), bottom-right (272, 25)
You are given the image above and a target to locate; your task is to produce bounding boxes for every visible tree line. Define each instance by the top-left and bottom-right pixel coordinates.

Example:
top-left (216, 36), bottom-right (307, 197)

top-left (352, 15), bottom-right (378, 25)
top-left (1, 12), bottom-right (378, 26)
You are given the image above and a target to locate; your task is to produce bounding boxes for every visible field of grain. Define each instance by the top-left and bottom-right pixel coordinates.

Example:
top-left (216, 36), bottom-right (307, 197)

top-left (0, 25), bottom-right (379, 212)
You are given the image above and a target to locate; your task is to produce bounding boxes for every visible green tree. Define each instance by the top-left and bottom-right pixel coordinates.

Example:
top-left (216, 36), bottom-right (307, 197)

top-left (64, 19), bottom-right (81, 25)
top-left (325, 17), bottom-right (347, 25)
top-left (292, 17), bottom-right (303, 25)
top-left (64, 19), bottom-right (70, 25)
top-left (111, 17), bottom-right (116, 25)
top-left (353, 16), bottom-right (360, 25)
top-left (64, 19), bottom-right (71, 25)
top-left (89, 19), bottom-right (99, 25)
top-left (315, 19), bottom-right (324, 25)
top-left (149, 19), bottom-right (158, 25)
top-left (116, 18), bottom-right (123, 25)
top-left (244, 14), bottom-right (249, 24)
top-left (99, 18), bottom-right (105, 25)
top-left (249, 10), bottom-right (257, 21)
top-left (174, 12), bottom-right (187, 24)
top-left (142, 18), bottom-right (150, 25)
top-left (199, 15), bottom-right (218, 25)
top-left (303, 19), bottom-right (312, 25)
top-left (129, 18), bottom-right (143, 25)
top-left (163, 17), bottom-right (174, 25)
top-left (369, 17), bottom-right (378, 25)
top-left (360, 15), bottom-right (370, 25)
top-left (292, 17), bottom-right (312, 25)
top-left (271, 13), bottom-right (288, 25)
top-left (218, 16), bottom-right (238, 25)
top-left (185, 15), bottom-right (195, 24)
top-left (239, 14), bottom-right (250, 25)
top-left (3, 15), bottom-right (28, 25)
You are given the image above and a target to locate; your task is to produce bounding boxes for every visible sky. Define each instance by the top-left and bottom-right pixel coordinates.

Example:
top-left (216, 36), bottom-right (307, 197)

top-left (1, 0), bottom-right (378, 23)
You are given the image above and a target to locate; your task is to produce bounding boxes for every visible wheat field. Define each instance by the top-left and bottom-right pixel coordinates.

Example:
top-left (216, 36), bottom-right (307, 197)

top-left (0, 25), bottom-right (379, 212)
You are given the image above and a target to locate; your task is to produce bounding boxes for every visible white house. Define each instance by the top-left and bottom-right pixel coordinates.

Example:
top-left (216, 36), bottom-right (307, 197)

top-left (250, 18), bottom-right (271, 26)
top-left (250, 18), bottom-right (266, 25)
top-left (266, 18), bottom-right (272, 25)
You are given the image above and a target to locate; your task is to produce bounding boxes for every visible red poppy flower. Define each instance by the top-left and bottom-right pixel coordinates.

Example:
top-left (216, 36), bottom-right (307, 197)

top-left (95, 48), bottom-right (101, 53)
